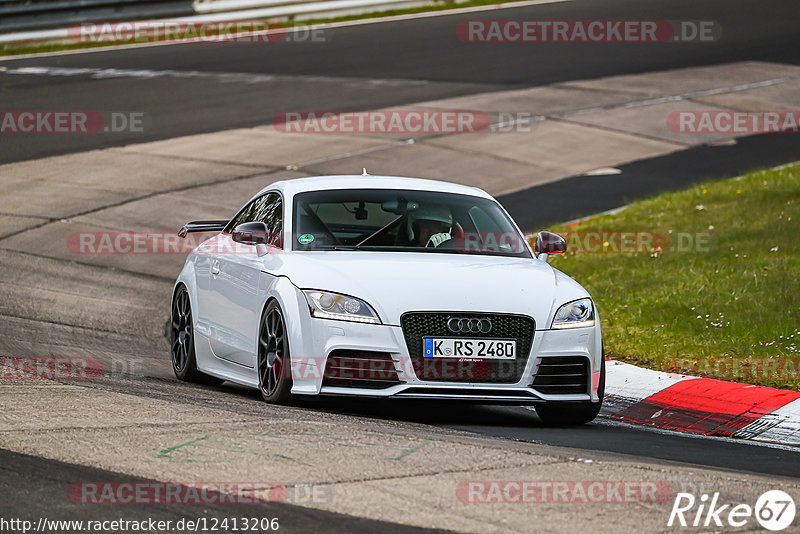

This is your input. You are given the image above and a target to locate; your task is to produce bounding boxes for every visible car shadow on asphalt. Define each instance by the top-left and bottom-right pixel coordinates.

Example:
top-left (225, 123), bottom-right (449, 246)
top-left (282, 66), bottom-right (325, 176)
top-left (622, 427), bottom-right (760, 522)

top-left (215, 380), bottom-right (550, 427)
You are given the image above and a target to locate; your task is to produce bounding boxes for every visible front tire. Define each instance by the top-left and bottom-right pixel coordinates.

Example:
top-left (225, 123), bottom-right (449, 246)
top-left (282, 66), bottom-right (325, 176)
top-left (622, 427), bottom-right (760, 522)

top-left (170, 285), bottom-right (224, 386)
top-left (257, 300), bottom-right (293, 404)
top-left (534, 358), bottom-right (605, 426)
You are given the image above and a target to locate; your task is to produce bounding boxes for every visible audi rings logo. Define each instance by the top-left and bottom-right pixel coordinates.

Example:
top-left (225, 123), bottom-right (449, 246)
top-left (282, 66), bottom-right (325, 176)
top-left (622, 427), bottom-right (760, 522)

top-left (447, 317), bottom-right (493, 334)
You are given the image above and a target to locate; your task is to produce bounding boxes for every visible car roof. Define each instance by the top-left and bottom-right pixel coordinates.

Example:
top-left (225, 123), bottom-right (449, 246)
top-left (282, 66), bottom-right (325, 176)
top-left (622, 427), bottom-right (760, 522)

top-left (255, 175), bottom-right (493, 201)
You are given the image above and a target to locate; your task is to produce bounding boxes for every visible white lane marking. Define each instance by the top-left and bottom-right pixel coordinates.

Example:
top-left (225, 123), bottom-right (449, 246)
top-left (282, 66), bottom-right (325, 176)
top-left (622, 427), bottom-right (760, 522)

top-left (582, 167), bottom-right (621, 176)
top-left (475, 76), bottom-right (799, 133)
top-left (0, 0), bottom-right (573, 61)
top-left (707, 138), bottom-right (737, 146)
top-left (770, 162), bottom-right (800, 172)
top-left (2, 65), bottom-right (428, 86)
top-left (560, 205), bottom-right (627, 227)
top-left (618, 77), bottom-right (794, 109)
top-left (552, 77), bottom-right (797, 119)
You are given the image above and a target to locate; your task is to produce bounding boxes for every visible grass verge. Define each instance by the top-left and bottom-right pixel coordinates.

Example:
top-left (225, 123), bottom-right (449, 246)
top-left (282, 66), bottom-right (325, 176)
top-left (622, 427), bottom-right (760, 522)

top-left (546, 163), bottom-right (800, 390)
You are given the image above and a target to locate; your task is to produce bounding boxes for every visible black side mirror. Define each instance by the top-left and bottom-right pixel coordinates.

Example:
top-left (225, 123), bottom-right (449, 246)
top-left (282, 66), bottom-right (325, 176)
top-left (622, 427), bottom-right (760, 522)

top-left (232, 222), bottom-right (269, 245)
top-left (535, 231), bottom-right (567, 255)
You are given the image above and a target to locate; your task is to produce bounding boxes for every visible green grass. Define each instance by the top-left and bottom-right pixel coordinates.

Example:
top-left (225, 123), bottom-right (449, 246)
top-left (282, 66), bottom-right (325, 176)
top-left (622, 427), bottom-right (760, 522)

top-left (0, 0), bottom-right (516, 57)
top-left (545, 163), bottom-right (800, 390)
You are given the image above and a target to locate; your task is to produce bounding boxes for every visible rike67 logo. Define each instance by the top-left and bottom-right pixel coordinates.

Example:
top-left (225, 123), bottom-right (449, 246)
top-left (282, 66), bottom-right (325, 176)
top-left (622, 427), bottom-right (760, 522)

top-left (668, 490), bottom-right (796, 531)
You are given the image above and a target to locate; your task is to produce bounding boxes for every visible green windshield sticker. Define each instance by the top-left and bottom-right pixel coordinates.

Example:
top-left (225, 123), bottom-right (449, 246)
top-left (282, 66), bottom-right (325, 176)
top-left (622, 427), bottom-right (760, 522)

top-left (298, 234), bottom-right (315, 245)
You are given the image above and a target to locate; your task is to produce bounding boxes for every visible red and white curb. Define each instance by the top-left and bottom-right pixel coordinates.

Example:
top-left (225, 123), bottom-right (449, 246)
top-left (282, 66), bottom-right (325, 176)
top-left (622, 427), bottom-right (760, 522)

top-left (603, 360), bottom-right (800, 446)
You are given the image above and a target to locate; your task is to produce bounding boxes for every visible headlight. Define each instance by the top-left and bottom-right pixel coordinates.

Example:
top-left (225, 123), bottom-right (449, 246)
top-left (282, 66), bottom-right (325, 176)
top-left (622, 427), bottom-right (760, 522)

top-left (302, 290), bottom-right (381, 324)
top-left (551, 298), bottom-right (595, 329)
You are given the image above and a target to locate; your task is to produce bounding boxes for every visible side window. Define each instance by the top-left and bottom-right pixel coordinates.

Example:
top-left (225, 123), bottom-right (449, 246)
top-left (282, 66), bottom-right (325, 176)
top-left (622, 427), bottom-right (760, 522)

top-left (250, 193), bottom-right (283, 248)
top-left (468, 206), bottom-right (495, 232)
top-left (226, 199), bottom-right (257, 233)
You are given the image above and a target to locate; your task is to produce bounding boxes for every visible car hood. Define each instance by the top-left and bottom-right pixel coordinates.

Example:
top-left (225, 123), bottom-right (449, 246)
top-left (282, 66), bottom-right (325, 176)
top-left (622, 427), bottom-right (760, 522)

top-left (272, 251), bottom-right (587, 327)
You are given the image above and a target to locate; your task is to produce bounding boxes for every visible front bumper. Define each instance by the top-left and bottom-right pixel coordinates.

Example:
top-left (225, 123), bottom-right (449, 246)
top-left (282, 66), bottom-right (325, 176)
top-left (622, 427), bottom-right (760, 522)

top-left (288, 314), bottom-right (602, 403)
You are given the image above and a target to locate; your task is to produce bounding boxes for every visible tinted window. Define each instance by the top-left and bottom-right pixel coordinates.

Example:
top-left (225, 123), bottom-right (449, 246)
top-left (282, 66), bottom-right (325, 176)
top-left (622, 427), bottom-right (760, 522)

top-left (292, 189), bottom-right (530, 258)
top-left (225, 192), bottom-right (283, 247)
top-left (226, 199), bottom-right (257, 232)
top-left (251, 193), bottom-right (282, 247)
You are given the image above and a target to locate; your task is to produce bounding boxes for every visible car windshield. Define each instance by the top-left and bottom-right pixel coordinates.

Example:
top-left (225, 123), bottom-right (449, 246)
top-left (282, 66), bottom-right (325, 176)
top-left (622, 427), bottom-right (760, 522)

top-left (292, 189), bottom-right (531, 258)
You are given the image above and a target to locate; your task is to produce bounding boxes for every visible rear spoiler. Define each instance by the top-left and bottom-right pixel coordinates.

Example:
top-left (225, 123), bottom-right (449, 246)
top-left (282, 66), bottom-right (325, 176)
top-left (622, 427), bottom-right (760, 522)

top-left (178, 220), bottom-right (228, 238)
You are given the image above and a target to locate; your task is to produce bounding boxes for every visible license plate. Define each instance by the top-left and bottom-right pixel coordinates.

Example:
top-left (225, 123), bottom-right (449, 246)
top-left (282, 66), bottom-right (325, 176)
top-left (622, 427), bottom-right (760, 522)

top-left (423, 338), bottom-right (516, 359)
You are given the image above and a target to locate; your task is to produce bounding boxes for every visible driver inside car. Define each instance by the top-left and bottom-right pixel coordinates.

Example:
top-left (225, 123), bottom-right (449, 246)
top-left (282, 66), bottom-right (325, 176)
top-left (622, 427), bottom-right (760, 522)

top-left (407, 204), bottom-right (453, 247)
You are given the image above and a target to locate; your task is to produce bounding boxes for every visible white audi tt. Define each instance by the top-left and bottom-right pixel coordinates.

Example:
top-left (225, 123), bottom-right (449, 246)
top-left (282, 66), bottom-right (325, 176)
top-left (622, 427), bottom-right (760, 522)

top-left (170, 174), bottom-right (604, 424)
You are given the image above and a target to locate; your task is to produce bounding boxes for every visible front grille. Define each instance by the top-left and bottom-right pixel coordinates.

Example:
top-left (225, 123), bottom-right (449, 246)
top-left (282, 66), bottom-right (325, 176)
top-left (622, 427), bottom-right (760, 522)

top-left (530, 356), bottom-right (590, 394)
top-left (400, 312), bottom-right (535, 383)
top-left (321, 350), bottom-right (403, 389)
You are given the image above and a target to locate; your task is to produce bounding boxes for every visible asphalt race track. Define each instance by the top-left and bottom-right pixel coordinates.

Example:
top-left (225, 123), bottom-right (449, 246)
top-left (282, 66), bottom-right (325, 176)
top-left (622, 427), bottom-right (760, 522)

top-left (1, 0), bottom-right (799, 163)
top-left (0, 449), bottom-right (449, 533)
top-left (294, 397), bottom-right (800, 478)
top-left (500, 131), bottom-right (800, 228)
top-left (1, 0), bottom-right (800, 531)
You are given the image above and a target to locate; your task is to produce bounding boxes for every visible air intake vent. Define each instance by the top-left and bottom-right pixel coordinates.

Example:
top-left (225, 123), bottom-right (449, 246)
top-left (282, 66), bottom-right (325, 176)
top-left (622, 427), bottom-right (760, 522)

top-left (322, 350), bottom-right (402, 389)
top-left (531, 356), bottom-right (590, 395)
